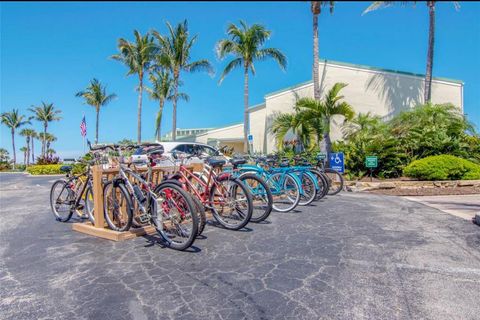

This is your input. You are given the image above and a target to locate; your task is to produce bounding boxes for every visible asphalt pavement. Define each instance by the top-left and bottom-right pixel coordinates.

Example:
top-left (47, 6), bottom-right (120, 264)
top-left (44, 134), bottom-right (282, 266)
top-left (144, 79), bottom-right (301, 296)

top-left (1, 173), bottom-right (479, 320)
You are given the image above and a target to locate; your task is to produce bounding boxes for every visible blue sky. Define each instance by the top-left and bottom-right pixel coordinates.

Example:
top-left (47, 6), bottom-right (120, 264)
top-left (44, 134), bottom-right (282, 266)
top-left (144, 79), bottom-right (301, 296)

top-left (1, 1), bottom-right (479, 159)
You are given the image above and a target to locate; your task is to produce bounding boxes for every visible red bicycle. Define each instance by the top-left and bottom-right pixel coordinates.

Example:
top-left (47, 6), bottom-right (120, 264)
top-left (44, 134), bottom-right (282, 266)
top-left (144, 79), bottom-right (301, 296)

top-left (164, 152), bottom-right (253, 231)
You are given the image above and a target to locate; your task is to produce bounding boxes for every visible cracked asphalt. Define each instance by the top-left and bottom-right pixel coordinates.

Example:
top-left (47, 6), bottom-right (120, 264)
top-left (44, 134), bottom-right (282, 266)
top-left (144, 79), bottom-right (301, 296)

top-left (1, 173), bottom-right (480, 320)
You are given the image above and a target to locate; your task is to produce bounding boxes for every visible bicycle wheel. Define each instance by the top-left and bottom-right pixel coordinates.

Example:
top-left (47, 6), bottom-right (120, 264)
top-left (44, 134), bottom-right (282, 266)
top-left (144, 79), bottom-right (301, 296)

top-left (50, 179), bottom-right (74, 222)
top-left (324, 168), bottom-right (344, 195)
top-left (103, 180), bottom-right (133, 232)
top-left (209, 177), bottom-right (253, 230)
top-left (268, 173), bottom-right (300, 213)
top-left (152, 182), bottom-right (198, 251)
top-left (297, 172), bottom-right (317, 206)
top-left (310, 169), bottom-right (329, 200)
top-left (84, 184), bottom-right (95, 224)
top-left (239, 173), bottom-right (273, 223)
top-left (191, 195), bottom-right (207, 236)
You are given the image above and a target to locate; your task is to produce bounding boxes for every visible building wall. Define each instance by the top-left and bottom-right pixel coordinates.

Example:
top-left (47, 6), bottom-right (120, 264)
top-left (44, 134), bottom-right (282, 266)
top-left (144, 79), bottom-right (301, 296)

top-left (254, 60), bottom-right (464, 153)
top-left (194, 123), bottom-right (244, 145)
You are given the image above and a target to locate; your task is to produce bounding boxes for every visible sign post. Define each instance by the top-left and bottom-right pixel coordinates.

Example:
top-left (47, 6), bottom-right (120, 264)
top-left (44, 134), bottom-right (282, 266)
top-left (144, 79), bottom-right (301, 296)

top-left (329, 152), bottom-right (344, 173)
top-left (365, 156), bottom-right (378, 182)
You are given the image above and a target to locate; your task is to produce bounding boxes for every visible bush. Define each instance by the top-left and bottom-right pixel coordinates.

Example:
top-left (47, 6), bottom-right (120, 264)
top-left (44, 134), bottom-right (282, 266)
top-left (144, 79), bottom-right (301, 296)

top-left (27, 164), bottom-right (85, 175)
top-left (0, 162), bottom-right (11, 171)
top-left (403, 155), bottom-right (480, 180)
top-left (36, 155), bottom-right (60, 165)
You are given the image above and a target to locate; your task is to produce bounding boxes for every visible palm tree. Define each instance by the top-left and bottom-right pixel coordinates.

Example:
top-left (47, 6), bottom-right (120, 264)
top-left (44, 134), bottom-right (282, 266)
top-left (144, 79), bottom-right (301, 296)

top-left (46, 148), bottom-right (56, 156)
top-left (153, 20), bottom-right (213, 141)
top-left (311, 1), bottom-right (335, 100)
top-left (146, 69), bottom-right (189, 141)
top-left (363, 1), bottom-right (460, 103)
top-left (0, 148), bottom-right (9, 163)
top-left (112, 30), bottom-right (156, 143)
top-left (76, 78), bottom-right (117, 144)
top-left (20, 146), bottom-right (28, 166)
top-left (217, 21), bottom-right (287, 153)
top-left (317, 83), bottom-right (355, 156)
top-left (341, 112), bottom-right (382, 139)
top-left (29, 102), bottom-right (62, 157)
top-left (1, 109), bottom-right (30, 168)
top-left (295, 98), bottom-right (327, 146)
top-left (39, 133), bottom-right (57, 152)
top-left (19, 128), bottom-right (35, 166)
top-left (270, 111), bottom-right (314, 150)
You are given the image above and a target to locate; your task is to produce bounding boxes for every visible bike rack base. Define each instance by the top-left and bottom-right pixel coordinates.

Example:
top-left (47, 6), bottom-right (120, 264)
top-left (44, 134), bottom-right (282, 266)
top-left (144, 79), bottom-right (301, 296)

top-left (72, 222), bottom-right (157, 241)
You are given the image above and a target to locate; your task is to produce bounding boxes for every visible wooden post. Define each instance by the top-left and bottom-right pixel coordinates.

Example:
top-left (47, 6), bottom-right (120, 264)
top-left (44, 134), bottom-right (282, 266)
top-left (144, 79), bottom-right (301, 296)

top-left (92, 165), bottom-right (105, 228)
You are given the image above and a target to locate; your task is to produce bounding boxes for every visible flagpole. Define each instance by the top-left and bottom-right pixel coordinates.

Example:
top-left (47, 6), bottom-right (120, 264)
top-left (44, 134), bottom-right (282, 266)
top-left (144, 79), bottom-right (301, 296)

top-left (82, 113), bottom-right (86, 155)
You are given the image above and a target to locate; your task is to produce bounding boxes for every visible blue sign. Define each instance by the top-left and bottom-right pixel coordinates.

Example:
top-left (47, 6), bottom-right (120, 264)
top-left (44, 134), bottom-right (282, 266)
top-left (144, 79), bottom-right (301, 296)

top-left (248, 134), bottom-right (253, 142)
top-left (329, 152), bottom-right (344, 173)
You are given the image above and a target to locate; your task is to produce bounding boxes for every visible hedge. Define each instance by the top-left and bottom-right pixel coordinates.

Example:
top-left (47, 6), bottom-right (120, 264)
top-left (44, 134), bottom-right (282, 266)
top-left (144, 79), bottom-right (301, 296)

top-left (26, 164), bottom-right (85, 175)
top-left (403, 155), bottom-right (480, 180)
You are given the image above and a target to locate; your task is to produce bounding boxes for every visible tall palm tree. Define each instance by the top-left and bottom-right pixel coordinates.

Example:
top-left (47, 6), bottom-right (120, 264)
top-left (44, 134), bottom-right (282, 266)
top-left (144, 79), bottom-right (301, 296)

top-left (29, 102), bottom-right (61, 157)
top-left (76, 78), bottom-right (117, 144)
top-left (19, 128), bottom-right (35, 166)
top-left (363, 1), bottom-right (460, 103)
top-left (112, 30), bottom-right (155, 143)
top-left (153, 20), bottom-right (213, 141)
top-left (311, 1), bottom-right (335, 100)
top-left (146, 69), bottom-right (189, 141)
top-left (1, 109), bottom-right (31, 168)
top-left (20, 146), bottom-right (28, 166)
top-left (0, 148), bottom-right (9, 163)
top-left (217, 21), bottom-right (287, 153)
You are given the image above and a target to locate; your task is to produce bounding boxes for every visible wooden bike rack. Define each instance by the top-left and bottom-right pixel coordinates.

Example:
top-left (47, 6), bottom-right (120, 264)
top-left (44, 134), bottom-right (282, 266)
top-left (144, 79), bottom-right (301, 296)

top-left (72, 162), bottom-right (203, 241)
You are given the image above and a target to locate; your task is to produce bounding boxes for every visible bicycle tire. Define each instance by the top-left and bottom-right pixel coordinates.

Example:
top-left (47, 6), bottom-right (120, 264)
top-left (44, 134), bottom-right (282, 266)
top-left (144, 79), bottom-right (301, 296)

top-left (310, 169), bottom-right (329, 200)
top-left (84, 184), bottom-right (95, 224)
top-left (103, 180), bottom-right (133, 232)
top-left (50, 179), bottom-right (74, 222)
top-left (239, 173), bottom-right (273, 223)
top-left (297, 172), bottom-right (317, 206)
top-left (324, 168), bottom-right (344, 195)
top-left (209, 177), bottom-right (253, 230)
top-left (152, 182), bottom-right (198, 251)
top-left (268, 172), bottom-right (301, 213)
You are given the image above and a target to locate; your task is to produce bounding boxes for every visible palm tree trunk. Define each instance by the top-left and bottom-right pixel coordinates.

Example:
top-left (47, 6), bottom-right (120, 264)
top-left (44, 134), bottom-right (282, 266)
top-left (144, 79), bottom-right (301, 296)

top-left (137, 75), bottom-right (143, 143)
top-left (172, 70), bottom-right (179, 141)
top-left (424, 1), bottom-right (435, 103)
top-left (42, 124), bottom-right (47, 157)
top-left (95, 106), bottom-right (100, 144)
top-left (312, 10), bottom-right (320, 101)
top-left (243, 66), bottom-right (249, 154)
top-left (31, 138), bottom-right (35, 164)
top-left (156, 99), bottom-right (164, 141)
top-left (11, 129), bottom-right (16, 169)
top-left (26, 137), bottom-right (30, 166)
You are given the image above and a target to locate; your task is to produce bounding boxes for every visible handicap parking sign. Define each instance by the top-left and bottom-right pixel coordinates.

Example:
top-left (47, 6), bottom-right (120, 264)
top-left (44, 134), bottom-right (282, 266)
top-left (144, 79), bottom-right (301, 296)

top-left (329, 152), bottom-right (344, 173)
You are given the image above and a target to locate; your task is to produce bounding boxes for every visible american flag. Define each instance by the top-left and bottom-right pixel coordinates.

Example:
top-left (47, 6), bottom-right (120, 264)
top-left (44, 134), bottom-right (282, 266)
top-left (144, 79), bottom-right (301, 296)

top-left (80, 116), bottom-right (87, 137)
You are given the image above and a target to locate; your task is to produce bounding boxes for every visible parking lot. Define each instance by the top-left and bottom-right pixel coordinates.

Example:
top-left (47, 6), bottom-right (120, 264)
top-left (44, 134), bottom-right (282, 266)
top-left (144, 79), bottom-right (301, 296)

top-left (1, 173), bottom-right (479, 320)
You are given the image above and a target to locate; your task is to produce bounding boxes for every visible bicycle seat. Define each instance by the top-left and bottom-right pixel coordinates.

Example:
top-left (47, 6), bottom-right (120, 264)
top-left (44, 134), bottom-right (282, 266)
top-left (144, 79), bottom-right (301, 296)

top-left (207, 158), bottom-right (226, 167)
top-left (230, 158), bottom-right (246, 167)
top-left (60, 165), bottom-right (72, 173)
top-left (279, 161), bottom-right (289, 167)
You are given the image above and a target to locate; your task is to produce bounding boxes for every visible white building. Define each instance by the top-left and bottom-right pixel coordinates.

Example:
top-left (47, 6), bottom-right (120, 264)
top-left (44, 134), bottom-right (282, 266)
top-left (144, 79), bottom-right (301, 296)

top-left (179, 59), bottom-right (464, 153)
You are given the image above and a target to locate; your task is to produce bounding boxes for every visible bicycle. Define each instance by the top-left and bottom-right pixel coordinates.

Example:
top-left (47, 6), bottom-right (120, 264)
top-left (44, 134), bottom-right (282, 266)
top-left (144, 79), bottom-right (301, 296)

top-left (316, 156), bottom-right (344, 195)
top-left (102, 143), bottom-right (199, 251)
top-left (163, 150), bottom-right (254, 231)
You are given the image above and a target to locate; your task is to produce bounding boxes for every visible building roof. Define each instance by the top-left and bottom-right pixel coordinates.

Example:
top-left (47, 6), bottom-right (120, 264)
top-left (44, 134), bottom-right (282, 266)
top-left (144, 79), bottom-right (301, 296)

top-left (264, 59), bottom-right (464, 99)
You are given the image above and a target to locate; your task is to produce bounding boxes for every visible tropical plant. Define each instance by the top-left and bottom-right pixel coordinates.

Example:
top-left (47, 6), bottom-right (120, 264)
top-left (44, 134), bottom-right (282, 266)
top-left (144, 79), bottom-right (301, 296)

top-left (153, 20), bottom-right (213, 141)
top-left (30, 130), bottom-right (37, 164)
top-left (0, 148), bottom-right (9, 163)
top-left (76, 78), bottom-right (117, 144)
top-left (269, 111), bottom-right (314, 151)
top-left (38, 132), bottom-right (57, 152)
top-left (216, 20), bottom-right (287, 153)
top-left (311, 1), bottom-right (335, 100)
top-left (20, 146), bottom-right (28, 165)
top-left (404, 155), bottom-right (480, 180)
top-left (19, 128), bottom-right (35, 166)
top-left (1, 109), bottom-right (31, 168)
top-left (146, 69), bottom-right (189, 141)
top-left (112, 30), bottom-right (156, 143)
top-left (29, 102), bottom-right (61, 157)
top-left (363, 1), bottom-right (460, 103)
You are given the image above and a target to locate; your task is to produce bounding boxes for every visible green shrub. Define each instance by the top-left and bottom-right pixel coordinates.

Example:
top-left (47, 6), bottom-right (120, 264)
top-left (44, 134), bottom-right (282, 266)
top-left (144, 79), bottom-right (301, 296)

top-left (27, 164), bottom-right (85, 175)
top-left (403, 155), bottom-right (480, 180)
